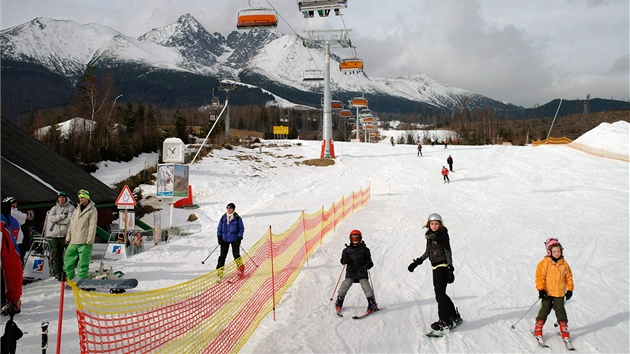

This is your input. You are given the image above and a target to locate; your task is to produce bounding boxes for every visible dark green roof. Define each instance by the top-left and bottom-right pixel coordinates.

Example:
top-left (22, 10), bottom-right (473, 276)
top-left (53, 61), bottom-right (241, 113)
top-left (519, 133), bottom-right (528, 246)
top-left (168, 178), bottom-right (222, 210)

top-left (1, 117), bottom-right (118, 208)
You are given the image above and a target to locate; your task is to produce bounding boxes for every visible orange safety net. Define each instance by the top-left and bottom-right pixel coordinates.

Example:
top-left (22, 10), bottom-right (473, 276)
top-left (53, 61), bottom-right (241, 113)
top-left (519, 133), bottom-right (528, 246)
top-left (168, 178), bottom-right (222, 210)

top-left (568, 141), bottom-right (629, 162)
top-left (531, 136), bottom-right (573, 146)
top-left (70, 185), bottom-right (371, 353)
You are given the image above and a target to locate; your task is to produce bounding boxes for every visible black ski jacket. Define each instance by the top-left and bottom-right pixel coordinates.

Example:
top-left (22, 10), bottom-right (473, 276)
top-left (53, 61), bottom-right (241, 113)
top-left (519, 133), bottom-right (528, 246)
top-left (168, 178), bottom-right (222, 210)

top-left (340, 241), bottom-right (373, 280)
top-left (418, 227), bottom-right (453, 267)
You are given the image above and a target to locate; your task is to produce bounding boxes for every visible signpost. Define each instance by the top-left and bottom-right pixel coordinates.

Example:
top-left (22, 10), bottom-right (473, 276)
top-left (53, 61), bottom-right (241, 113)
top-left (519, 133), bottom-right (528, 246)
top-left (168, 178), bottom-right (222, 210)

top-left (114, 185), bottom-right (137, 258)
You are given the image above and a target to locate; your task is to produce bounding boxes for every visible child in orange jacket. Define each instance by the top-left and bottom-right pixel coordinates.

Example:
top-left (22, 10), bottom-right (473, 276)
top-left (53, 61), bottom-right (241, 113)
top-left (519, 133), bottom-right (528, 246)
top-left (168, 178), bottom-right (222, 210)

top-left (534, 238), bottom-right (574, 340)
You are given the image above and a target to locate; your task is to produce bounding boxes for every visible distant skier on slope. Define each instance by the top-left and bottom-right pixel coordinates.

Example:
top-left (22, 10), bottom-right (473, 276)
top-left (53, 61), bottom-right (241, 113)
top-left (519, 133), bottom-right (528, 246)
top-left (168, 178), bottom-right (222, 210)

top-left (441, 166), bottom-right (450, 183)
top-left (417, 143), bottom-right (423, 157)
top-left (534, 238), bottom-right (574, 341)
top-left (390, 137), bottom-right (395, 146)
top-left (334, 230), bottom-right (379, 316)
top-left (447, 155), bottom-right (453, 172)
top-left (408, 213), bottom-right (461, 332)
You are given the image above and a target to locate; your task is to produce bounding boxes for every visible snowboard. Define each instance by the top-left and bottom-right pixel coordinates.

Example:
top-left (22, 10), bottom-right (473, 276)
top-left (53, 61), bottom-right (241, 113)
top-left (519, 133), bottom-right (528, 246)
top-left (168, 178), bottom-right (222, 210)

top-left (77, 278), bottom-right (138, 293)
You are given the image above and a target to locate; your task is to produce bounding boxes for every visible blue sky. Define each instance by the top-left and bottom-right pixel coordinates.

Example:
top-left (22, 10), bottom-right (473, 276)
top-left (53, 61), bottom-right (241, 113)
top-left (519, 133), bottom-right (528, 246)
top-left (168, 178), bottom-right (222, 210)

top-left (1, 0), bottom-right (628, 107)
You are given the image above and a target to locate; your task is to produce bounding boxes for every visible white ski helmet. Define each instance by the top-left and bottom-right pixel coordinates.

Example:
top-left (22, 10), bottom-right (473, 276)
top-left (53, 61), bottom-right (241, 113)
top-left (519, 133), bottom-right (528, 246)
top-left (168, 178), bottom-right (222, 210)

top-left (427, 213), bottom-right (443, 222)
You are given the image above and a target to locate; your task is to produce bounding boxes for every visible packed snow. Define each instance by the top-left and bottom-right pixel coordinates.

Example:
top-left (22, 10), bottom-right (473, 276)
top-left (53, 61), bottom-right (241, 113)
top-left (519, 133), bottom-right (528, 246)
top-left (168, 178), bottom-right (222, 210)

top-left (6, 122), bottom-right (629, 353)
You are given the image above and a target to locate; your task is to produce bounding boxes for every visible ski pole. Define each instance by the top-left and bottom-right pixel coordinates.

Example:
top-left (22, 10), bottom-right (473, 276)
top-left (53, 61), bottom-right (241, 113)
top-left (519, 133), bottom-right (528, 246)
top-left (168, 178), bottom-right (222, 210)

top-left (329, 265), bottom-right (346, 301)
top-left (511, 298), bottom-right (540, 329)
top-left (240, 246), bottom-right (258, 267)
top-left (41, 321), bottom-right (49, 354)
top-left (201, 244), bottom-right (220, 264)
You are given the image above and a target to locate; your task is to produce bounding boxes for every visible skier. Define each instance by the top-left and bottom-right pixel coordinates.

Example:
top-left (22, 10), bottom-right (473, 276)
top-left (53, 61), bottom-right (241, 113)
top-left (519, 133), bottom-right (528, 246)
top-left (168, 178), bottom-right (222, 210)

top-left (216, 202), bottom-right (245, 278)
top-left (64, 189), bottom-right (97, 281)
top-left (441, 166), bottom-right (450, 183)
top-left (447, 155), bottom-right (453, 172)
top-left (408, 213), bottom-right (461, 332)
top-left (390, 137), bottom-right (395, 146)
top-left (334, 230), bottom-right (379, 316)
top-left (534, 238), bottom-right (574, 341)
top-left (3, 197), bottom-right (26, 264)
top-left (417, 143), bottom-right (423, 157)
top-left (47, 191), bottom-right (75, 280)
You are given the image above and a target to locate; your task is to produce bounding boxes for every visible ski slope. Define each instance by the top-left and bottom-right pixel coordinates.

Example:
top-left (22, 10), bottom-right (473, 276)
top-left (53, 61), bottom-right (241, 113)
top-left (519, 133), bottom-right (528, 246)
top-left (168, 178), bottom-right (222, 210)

top-left (10, 123), bottom-right (630, 353)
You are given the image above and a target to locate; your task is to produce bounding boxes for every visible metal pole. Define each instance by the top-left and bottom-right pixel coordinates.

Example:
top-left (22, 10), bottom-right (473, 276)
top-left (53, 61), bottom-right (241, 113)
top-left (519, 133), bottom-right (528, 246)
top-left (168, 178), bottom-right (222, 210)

top-left (240, 245), bottom-right (258, 267)
top-left (329, 265), bottom-right (346, 301)
top-left (201, 244), bottom-right (220, 264)
top-left (546, 99), bottom-right (563, 141)
top-left (322, 42), bottom-right (333, 158)
top-left (41, 321), bottom-right (49, 354)
top-left (511, 298), bottom-right (540, 329)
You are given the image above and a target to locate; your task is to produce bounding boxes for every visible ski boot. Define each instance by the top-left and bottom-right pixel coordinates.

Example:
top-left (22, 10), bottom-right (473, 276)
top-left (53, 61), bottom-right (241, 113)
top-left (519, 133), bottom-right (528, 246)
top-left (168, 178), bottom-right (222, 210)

top-left (534, 319), bottom-right (545, 338)
top-left (450, 308), bottom-right (463, 328)
top-left (430, 320), bottom-right (449, 331)
top-left (365, 296), bottom-right (380, 314)
top-left (335, 295), bottom-right (345, 316)
top-left (237, 265), bottom-right (245, 279)
top-left (558, 321), bottom-right (570, 339)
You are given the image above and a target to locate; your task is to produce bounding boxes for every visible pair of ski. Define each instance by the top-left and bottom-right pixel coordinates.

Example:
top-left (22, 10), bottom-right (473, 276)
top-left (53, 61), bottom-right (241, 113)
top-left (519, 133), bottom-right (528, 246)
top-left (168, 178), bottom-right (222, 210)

top-left (336, 307), bottom-right (384, 319)
top-left (533, 332), bottom-right (575, 351)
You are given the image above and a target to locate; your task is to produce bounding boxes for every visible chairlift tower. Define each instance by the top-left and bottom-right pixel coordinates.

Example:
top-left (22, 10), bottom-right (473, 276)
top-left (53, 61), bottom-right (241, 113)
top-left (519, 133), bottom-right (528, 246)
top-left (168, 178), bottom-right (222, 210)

top-left (217, 82), bottom-right (237, 143)
top-left (304, 29), bottom-right (352, 158)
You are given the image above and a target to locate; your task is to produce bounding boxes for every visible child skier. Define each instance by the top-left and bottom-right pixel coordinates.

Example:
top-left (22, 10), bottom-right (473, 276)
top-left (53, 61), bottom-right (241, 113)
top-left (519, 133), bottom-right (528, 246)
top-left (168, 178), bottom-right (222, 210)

top-left (408, 213), bottom-right (461, 332)
top-left (334, 230), bottom-right (379, 316)
top-left (534, 238), bottom-right (574, 341)
top-left (441, 166), bottom-right (450, 183)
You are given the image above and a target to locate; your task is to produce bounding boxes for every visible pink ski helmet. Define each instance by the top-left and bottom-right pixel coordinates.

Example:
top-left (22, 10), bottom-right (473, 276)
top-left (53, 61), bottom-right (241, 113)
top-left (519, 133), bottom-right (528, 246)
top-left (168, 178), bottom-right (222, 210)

top-left (545, 237), bottom-right (560, 256)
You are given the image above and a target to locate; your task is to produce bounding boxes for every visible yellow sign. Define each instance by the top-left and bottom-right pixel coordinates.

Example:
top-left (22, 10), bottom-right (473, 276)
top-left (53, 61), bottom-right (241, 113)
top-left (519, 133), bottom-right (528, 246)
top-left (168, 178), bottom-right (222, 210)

top-left (273, 126), bottom-right (289, 135)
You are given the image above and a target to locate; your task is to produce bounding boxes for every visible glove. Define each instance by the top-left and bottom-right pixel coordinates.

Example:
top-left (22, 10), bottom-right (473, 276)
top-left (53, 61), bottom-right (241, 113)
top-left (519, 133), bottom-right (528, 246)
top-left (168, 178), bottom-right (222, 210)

top-left (447, 265), bottom-right (455, 284)
top-left (217, 237), bottom-right (223, 245)
top-left (565, 290), bottom-right (572, 300)
top-left (408, 258), bottom-right (422, 272)
top-left (538, 290), bottom-right (547, 299)
top-left (340, 257), bottom-right (348, 265)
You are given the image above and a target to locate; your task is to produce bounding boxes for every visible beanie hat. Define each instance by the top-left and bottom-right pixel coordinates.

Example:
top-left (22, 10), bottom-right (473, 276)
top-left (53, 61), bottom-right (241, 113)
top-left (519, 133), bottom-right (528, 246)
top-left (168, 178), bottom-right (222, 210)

top-left (226, 202), bottom-right (236, 210)
top-left (545, 237), bottom-right (560, 256)
top-left (78, 189), bottom-right (90, 199)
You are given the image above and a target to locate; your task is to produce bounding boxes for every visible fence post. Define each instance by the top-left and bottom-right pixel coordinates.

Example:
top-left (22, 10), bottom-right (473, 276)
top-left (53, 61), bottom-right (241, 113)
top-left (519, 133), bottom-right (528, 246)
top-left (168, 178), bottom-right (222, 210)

top-left (320, 205), bottom-right (324, 245)
top-left (269, 226), bottom-right (276, 321)
top-left (301, 211), bottom-right (308, 265)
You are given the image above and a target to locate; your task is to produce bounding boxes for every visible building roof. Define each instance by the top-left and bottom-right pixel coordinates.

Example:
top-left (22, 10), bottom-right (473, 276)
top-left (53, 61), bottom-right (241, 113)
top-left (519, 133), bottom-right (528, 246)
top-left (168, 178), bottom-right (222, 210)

top-left (1, 117), bottom-right (118, 208)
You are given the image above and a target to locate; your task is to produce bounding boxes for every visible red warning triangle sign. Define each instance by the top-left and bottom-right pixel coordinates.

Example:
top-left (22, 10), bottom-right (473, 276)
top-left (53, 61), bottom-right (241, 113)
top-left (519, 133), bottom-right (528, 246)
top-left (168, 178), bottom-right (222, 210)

top-left (115, 185), bottom-right (137, 207)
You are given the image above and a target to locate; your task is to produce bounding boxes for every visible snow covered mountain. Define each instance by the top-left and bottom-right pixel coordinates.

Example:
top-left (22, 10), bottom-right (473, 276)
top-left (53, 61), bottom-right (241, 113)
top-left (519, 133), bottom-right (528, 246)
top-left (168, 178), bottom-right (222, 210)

top-left (1, 14), bottom-right (516, 119)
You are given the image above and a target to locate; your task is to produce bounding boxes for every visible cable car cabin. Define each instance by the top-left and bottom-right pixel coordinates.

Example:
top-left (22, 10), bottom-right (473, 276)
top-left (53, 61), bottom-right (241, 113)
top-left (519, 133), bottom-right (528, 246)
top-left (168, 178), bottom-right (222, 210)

top-left (303, 70), bottom-right (324, 81)
top-left (331, 100), bottom-right (343, 110)
top-left (339, 59), bottom-right (363, 74)
top-left (299, 0), bottom-right (347, 17)
top-left (340, 109), bottom-right (352, 117)
top-left (237, 8), bottom-right (278, 29)
top-left (347, 118), bottom-right (356, 125)
top-left (351, 97), bottom-right (368, 108)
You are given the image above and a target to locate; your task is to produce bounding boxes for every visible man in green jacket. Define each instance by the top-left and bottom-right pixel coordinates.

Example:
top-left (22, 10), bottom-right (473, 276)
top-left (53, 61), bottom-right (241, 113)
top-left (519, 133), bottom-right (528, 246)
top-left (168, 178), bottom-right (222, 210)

top-left (63, 189), bottom-right (97, 280)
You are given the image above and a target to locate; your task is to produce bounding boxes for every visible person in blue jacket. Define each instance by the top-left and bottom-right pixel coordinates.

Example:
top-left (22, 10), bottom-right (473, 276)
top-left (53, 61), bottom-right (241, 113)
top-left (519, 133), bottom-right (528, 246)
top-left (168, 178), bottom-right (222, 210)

top-left (216, 202), bottom-right (245, 277)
